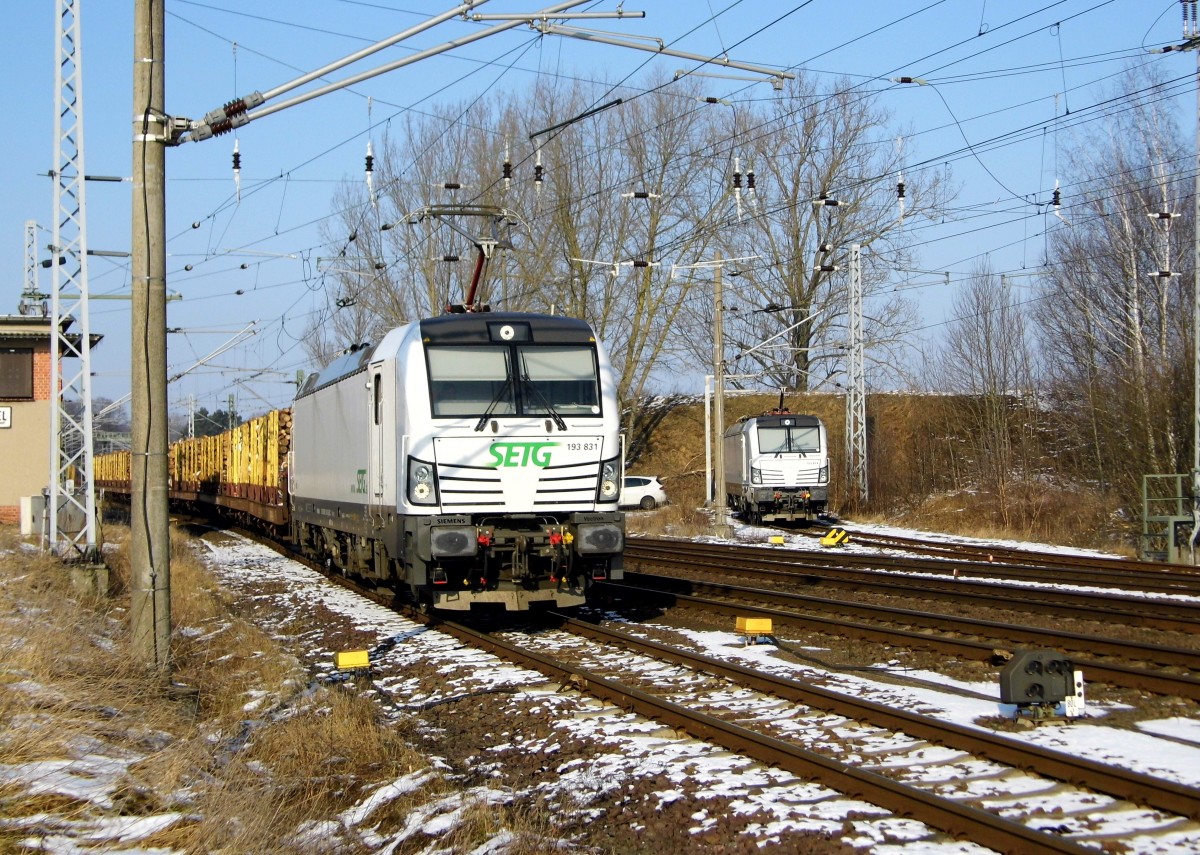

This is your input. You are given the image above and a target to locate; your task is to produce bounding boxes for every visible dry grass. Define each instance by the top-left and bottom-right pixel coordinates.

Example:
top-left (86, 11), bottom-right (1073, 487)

top-left (877, 485), bottom-right (1137, 556)
top-left (0, 524), bottom-right (438, 855)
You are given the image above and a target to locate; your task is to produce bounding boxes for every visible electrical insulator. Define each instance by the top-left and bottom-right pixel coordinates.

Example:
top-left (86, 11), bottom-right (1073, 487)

top-left (1050, 179), bottom-right (1069, 224)
top-left (818, 241), bottom-right (834, 254)
top-left (746, 170), bottom-right (756, 192)
top-left (733, 170), bottom-right (742, 189)
top-left (704, 96), bottom-right (721, 104)
top-left (443, 182), bottom-right (462, 190)
top-left (232, 140), bottom-right (242, 202)
top-left (634, 191), bottom-right (650, 199)
top-left (442, 255), bottom-right (459, 262)
top-left (632, 259), bottom-right (652, 268)
top-left (896, 179), bottom-right (905, 199)
top-left (502, 138), bottom-right (513, 192)
top-left (534, 164), bottom-right (544, 184)
top-left (365, 139), bottom-right (376, 208)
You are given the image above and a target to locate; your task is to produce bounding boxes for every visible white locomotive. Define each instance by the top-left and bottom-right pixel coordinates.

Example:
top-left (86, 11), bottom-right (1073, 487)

top-left (722, 411), bottom-right (829, 524)
top-left (289, 312), bottom-right (625, 611)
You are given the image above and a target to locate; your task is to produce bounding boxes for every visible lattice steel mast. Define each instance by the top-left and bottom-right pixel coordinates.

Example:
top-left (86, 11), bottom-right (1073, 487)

top-left (20, 221), bottom-right (47, 316)
top-left (48, 0), bottom-right (98, 558)
top-left (846, 243), bottom-right (867, 505)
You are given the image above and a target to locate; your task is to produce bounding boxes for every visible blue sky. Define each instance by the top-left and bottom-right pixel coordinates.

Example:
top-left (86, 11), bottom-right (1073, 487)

top-left (2, 0), bottom-right (1192, 414)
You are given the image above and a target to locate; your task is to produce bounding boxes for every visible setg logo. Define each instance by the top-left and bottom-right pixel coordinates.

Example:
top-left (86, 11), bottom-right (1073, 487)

top-left (488, 441), bottom-right (558, 468)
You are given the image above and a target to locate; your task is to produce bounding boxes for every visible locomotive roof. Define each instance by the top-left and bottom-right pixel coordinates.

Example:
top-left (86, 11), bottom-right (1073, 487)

top-left (295, 313), bottom-right (600, 400)
top-left (741, 413), bottom-right (823, 428)
top-left (296, 341), bottom-right (378, 398)
top-left (419, 312), bottom-right (596, 344)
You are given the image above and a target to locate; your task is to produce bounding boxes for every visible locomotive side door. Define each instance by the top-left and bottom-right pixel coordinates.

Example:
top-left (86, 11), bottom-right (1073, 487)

top-left (367, 363), bottom-right (387, 522)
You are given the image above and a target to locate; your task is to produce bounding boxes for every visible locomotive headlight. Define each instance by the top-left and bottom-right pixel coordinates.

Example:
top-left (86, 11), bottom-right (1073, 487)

top-left (751, 467), bottom-right (762, 485)
top-left (596, 455), bottom-right (621, 502)
top-left (407, 456), bottom-right (438, 505)
top-left (818, 464), bottom-right (828, 483)
top-left (576, 522), bottom-right (623, 554)
top-left (431, 525), bottom-right (478, 558)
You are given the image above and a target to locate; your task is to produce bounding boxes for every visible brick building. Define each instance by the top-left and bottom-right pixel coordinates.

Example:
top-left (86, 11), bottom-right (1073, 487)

top-left (0, 314), bottom-right (98, 525)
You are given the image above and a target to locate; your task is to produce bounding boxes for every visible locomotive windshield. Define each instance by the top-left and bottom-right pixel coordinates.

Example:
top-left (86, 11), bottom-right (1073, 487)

top-left (758, 424), bottom-right (821, 454)
top-left (427, 344), bottom-right (601, 418)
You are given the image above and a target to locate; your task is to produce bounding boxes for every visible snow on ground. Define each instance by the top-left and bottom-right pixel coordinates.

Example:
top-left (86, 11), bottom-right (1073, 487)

top-left (202, 532), bottom-right (1199, 853)
top-left (6, 519), bottom-right (1197, 853)
top-left (193, 535), bottom-right (1005, 852)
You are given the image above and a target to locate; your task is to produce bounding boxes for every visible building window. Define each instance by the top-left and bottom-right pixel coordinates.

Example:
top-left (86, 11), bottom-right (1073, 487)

top-left (0, 347), bottom-right (34, 400)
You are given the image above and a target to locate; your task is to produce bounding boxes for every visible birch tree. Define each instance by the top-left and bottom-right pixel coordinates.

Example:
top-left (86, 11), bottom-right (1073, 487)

top-left (1037, 64), bottom-right (1192, 500)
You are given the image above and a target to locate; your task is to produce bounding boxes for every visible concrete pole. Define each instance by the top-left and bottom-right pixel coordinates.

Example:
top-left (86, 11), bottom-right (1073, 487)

top-left (1193, 45), bottom-right (1200, 565)
top-left (131, 0), bottom-right (171, 670)
top-left (712, 255), bottom-right (732, 536)
top-left (704, 374), bottom-right (712, 506)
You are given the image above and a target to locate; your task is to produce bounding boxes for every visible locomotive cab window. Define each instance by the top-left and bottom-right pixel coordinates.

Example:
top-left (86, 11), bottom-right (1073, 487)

top-left (427, 343), bottom-right (600, 418)
top-left (428, 346), bottom-right (514, 417)
top-left (758, 425), bottom-right (821, 454)
top-left (519, 346), bottom-right (599, 416)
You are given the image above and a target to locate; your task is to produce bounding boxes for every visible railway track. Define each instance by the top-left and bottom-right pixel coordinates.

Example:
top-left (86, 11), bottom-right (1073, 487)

top-left (603, 574), bottom-right (1200, 700)
top-left (639, 533), bottom-right (1200, 597)
top-left (615, 539), bottom-right (1200, 700)
top-left (462, 616), bottom-right (1161, 854)
top-left (533, 616), bottom-right (1200, 832)
top-left (221, 525), bottom-right (1200, 851)
top-left (628, 538), bottom-right (1200, 635)
top-left (794, 526), bottom-right (1200, 577)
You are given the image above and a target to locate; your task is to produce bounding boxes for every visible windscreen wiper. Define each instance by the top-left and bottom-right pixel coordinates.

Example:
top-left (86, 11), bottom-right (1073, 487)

top-left (520, 357), bottom-right (567, 430)
top-left (474, 373), bottom-right (515, 432)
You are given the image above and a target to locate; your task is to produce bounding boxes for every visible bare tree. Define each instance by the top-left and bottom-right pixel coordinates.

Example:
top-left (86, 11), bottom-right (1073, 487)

top-left (694, 74), bottom-right (938, 394)
top-left (933, 262), bottom-right (1041, 524)
top-left (1037, 63), bottom-right (1192, 502)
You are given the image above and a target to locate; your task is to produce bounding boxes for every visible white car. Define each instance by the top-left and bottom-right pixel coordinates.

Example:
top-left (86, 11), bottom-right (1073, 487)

top-left (620, 475), bottom-right (668, 510)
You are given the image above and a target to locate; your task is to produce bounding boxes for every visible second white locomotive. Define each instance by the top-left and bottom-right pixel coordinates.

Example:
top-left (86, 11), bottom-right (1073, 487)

top-left (723, 411), bottom-right (830, 524)
top-left (289, 312), bottom-right (625, 611)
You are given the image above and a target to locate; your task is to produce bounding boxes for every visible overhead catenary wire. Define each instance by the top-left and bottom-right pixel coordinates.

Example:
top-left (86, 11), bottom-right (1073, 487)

top-left (121, 0), bottom-right (1190, 408)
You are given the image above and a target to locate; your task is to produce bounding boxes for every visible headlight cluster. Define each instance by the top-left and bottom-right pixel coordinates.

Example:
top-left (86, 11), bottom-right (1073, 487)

top-left (407, 457), bottom-right (439, 505)
top-left (596, 455), bottom-right (621, 502)
top-left (818, 464), bottom-right (829, 483)
top-left (750, 467), bottom-right (762, 485)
